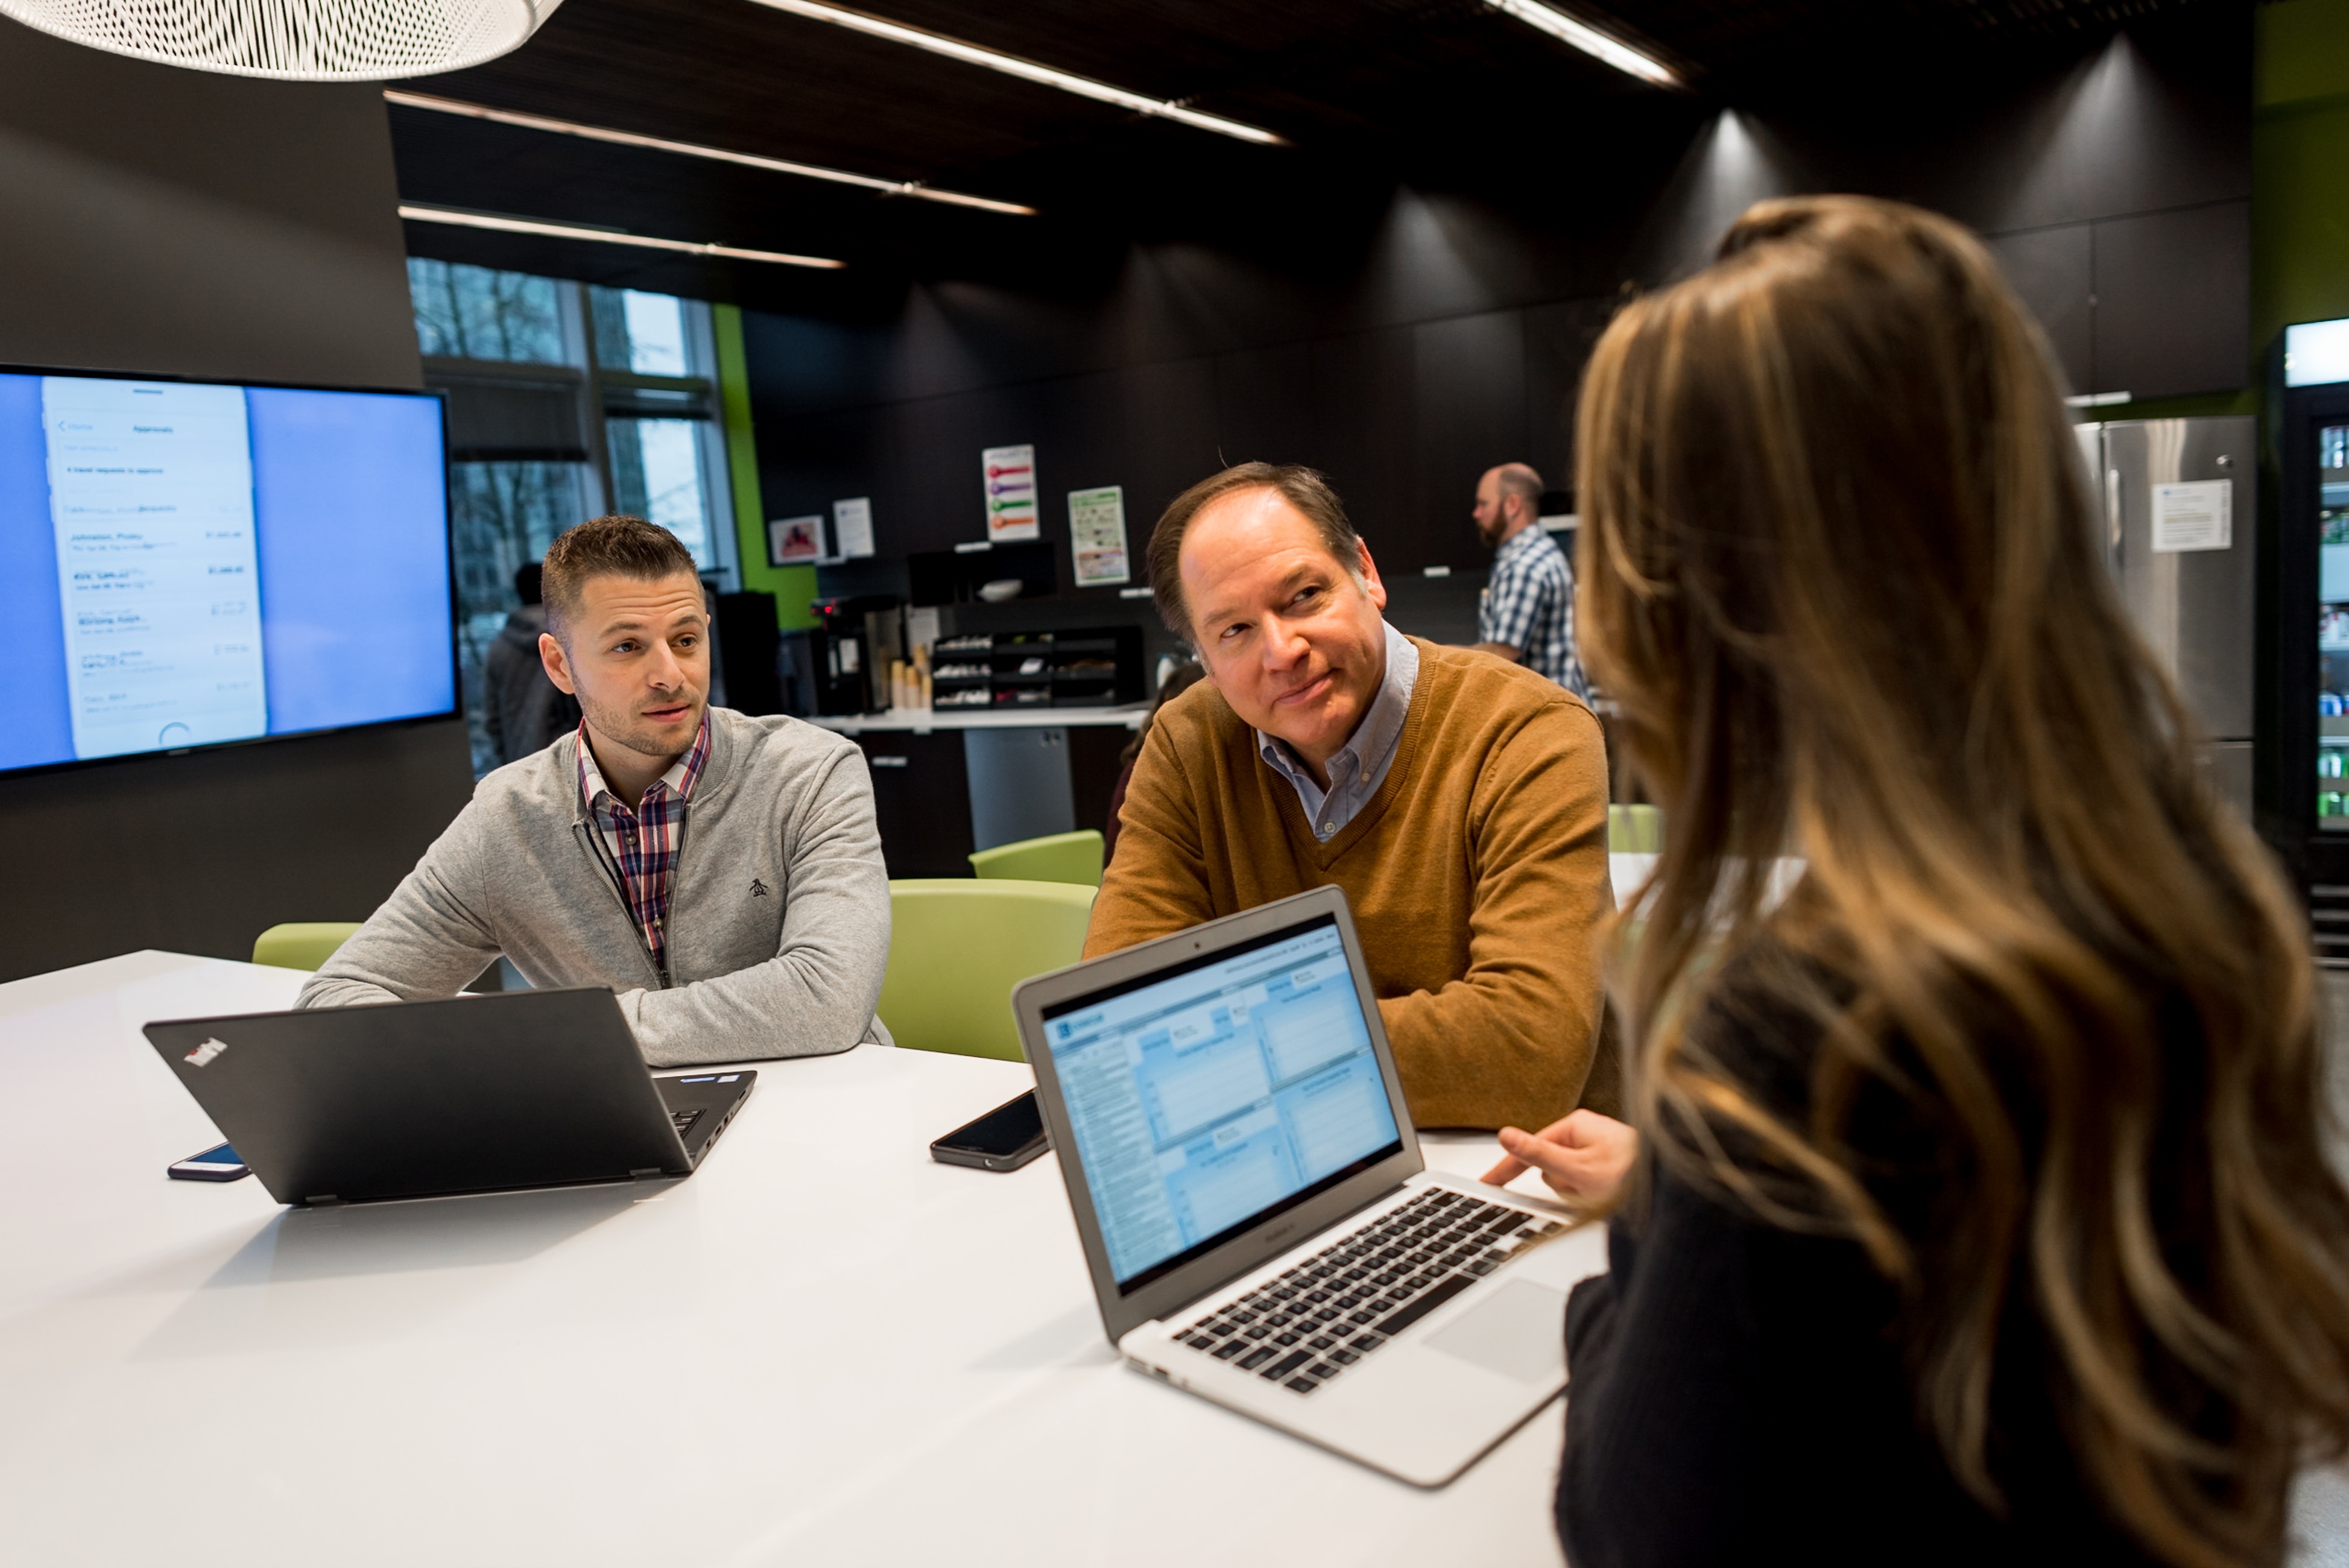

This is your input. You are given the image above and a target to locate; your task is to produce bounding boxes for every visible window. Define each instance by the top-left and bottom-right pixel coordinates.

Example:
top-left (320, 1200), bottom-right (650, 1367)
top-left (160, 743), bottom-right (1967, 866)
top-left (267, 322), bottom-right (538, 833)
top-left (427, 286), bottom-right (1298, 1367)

top-left (409, 262), bottom-right (736, 774)
top-left (592, 287), bottom-right (691, 376)
top-left (408, 259), bottom-right (568, 365)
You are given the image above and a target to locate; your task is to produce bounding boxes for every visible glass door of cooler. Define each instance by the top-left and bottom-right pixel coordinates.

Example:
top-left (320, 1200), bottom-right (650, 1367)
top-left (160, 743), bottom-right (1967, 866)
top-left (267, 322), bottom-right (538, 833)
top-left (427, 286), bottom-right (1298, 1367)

top-left (2319, 423), bottom-right (2349, 827)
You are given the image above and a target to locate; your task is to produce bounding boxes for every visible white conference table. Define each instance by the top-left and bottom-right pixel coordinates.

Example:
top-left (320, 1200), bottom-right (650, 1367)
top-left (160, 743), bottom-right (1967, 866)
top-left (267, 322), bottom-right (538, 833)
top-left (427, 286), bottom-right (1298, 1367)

top-left (0, 951), bottom-right (1605, 1568)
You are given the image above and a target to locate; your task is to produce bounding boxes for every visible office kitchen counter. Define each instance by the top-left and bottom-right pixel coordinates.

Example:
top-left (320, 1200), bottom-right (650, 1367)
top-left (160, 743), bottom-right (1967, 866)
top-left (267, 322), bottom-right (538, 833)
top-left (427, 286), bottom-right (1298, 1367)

top-left (808, 703), bottom-right (1148, 735)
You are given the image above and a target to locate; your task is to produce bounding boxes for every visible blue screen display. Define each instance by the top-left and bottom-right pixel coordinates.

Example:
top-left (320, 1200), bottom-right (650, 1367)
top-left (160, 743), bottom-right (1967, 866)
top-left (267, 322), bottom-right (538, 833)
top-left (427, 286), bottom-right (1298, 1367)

top-left (0, 371), bottom-right (451, 773)
top-left (1042, 916), bottom-right (1403, 1292)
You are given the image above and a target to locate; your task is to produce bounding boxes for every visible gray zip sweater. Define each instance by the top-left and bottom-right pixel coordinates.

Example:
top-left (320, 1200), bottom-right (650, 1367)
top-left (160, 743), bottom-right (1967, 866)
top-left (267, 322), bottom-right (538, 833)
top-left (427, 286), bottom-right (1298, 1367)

top-left (296, 707), bottom-right (892, 1067)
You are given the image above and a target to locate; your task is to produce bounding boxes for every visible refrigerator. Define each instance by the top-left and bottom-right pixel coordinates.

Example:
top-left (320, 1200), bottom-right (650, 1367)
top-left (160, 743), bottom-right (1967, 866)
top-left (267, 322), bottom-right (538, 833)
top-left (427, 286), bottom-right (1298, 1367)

top-left (2277, 322), bottom-right (2349, 958)
top-left (2074, 417), bottom-right (2257, 825)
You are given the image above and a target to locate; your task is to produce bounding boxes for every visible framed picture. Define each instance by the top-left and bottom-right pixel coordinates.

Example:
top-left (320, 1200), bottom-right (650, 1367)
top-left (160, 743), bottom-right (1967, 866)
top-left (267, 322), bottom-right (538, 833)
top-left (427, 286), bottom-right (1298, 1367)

top-left (768, 514), bottom-right (826, 566)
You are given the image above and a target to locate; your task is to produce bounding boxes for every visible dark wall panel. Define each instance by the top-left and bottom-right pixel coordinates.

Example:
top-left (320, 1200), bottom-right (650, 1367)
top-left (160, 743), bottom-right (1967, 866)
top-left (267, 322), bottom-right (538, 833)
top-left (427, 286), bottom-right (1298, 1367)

top-left (754, 16), bottom-right (2251, 628)
top-left (1212, 341), bottom-right (1317, 470)
top-left (0, 20), bottom-right (420, 388)
top-left (2092, 201), bottom-right (2254, 399)
top-left (1524, 298), bottom-right (1618, 500)
top-left (1412, 310), bottom-right (1527, 574)
top-left (1986, 224), bottom-right (2095, 396)
top-left (0, 23), bottom-right (472, 981)
top-left (1309, 327), bottom-right (1417, 569)
top-left (3, 722), bottom-right (473, 982)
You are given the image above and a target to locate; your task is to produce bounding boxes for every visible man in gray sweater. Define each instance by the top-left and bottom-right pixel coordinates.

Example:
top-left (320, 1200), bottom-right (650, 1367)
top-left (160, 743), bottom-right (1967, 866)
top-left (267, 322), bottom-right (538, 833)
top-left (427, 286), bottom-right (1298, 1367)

top-left (299, 514), bottom-right (891, 1068)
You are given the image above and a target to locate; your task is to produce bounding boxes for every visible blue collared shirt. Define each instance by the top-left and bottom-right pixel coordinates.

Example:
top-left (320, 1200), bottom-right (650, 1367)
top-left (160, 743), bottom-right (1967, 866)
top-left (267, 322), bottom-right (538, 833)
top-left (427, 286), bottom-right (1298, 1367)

top-left (1254, 622), bottom-right (1420, 842)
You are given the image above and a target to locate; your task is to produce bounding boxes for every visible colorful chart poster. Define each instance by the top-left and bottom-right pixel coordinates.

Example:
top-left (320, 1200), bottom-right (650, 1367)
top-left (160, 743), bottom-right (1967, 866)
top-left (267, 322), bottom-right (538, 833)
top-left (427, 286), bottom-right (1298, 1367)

top-left (1068, 485), bottom-right (1130, 586)
top-left (983, 443), bottom-right (1039, 541)
top-left (768, 514), bottom-right (825, 565)
top-left (832, 496), bottom-right (875, 558)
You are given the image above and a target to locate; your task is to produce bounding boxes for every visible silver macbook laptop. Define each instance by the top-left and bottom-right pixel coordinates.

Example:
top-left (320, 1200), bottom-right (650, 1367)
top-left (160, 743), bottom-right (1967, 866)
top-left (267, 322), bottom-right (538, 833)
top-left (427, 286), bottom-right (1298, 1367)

top-left (1014, 885), bottom-right (1587, 1487)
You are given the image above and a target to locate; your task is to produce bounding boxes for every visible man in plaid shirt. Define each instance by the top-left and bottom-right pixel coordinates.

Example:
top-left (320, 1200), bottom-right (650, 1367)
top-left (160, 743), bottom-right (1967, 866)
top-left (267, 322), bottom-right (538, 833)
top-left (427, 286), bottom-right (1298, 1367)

top-left (1473, 463), bottom-right (1587, 698)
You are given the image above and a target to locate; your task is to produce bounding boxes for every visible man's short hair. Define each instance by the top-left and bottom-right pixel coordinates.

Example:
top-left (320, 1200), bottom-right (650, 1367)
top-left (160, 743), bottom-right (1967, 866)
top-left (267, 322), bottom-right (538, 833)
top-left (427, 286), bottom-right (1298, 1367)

top-left (542, 515), bottom-right (699, 640)
top-left (1146, 463), bottom-right (1363, 640)
top-left (1493, 463), bottom-right (1544, 513)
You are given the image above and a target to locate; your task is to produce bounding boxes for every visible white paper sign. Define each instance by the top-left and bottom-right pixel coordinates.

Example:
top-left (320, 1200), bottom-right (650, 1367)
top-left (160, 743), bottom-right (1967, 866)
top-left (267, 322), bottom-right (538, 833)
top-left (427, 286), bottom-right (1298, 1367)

top-left (983, 444), bottom-right (1039, 541)
top-left (832, 496), bottom-right (875, 558)
top-left (1068, 485), bottom-right (1130, 586)
top-left (2152, 479), bottom-right (2232, 554)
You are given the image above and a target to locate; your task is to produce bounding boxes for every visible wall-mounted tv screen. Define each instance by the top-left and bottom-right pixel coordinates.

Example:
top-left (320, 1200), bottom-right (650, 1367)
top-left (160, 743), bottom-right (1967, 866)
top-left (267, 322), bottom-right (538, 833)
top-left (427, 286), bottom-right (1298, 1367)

top-left (0, 368), bottom-right (453, 776)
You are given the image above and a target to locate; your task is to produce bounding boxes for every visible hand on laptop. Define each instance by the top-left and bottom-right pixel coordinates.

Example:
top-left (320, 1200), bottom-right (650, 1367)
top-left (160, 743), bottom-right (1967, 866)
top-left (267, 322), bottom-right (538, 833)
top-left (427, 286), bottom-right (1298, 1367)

top-left (1482, 1111), bottom-right (1638, 1210)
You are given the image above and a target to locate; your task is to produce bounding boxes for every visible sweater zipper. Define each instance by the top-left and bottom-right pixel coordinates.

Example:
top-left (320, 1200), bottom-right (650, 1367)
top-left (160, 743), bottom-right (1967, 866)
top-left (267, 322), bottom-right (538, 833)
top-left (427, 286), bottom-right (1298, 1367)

top-left (577, 820), bottom-right (666, 990)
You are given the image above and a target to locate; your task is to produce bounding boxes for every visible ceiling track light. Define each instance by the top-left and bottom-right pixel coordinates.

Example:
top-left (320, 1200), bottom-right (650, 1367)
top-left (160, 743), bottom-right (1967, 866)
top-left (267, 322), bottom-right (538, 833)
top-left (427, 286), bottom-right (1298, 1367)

top-left (397, 205), bottom-right (846, 269)
top-left (741, 0), bottom-right (1286, 146)
top-left (1485, 0), bottom-right (1681, 87)
top-left (384, 91), bottom-right (1036, 215)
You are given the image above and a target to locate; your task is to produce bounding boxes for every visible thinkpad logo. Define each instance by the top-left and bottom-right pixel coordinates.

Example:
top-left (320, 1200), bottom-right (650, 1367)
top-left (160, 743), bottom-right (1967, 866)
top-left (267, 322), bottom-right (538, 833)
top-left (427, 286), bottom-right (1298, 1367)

top-left (749, 878), bottom-right (770, 898)
top-left (184, 1037), bottom-right (227, 1067)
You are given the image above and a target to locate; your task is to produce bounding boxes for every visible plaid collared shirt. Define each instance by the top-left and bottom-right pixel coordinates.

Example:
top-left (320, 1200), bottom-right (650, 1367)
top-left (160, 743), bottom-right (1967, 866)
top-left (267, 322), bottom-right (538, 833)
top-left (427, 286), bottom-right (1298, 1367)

top-left (1479, 523), bottom-right (1585, 697)
top-left (577, 712), bottom-right (710, 979)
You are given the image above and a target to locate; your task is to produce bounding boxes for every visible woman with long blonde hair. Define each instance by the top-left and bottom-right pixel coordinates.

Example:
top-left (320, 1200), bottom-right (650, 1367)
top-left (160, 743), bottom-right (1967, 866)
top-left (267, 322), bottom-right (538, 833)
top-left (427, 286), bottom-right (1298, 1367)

top-left (1485, 195), bottom-right (2349, 1565)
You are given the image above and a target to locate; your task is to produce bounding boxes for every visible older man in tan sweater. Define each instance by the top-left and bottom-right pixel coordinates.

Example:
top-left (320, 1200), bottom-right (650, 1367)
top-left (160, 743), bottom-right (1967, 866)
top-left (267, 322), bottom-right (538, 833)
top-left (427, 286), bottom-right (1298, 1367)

top-left (1087, 462), bottom-right (1616, 1131)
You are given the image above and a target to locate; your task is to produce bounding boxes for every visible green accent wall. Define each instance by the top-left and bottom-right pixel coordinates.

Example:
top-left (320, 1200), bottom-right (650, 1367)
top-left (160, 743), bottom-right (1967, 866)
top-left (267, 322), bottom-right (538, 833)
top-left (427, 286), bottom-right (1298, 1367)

top-left (2257, 0), bottom-right (2349, 356)
top-left (713, 302), bottom-right (817, 628)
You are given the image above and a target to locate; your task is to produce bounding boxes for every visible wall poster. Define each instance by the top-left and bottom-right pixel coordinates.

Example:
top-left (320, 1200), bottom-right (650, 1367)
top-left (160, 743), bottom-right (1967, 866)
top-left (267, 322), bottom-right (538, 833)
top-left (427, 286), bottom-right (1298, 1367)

top-left (1067, 485), bottom-right (1130, 586)
top-left (768, 514), bottom-right (825, 566)
top-left (983, 444), bottom-right (1039, 541)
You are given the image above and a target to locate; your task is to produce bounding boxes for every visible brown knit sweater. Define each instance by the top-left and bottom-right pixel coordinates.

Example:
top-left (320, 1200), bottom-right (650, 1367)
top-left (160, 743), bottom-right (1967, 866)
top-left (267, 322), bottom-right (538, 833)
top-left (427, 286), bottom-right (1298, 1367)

top-left (1086, 636), bottom-right (1616, 1131)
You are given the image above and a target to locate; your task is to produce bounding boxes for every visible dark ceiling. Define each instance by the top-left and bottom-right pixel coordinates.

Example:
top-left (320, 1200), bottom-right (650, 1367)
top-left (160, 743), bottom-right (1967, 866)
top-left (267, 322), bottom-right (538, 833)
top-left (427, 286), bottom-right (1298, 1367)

top-left (394, 0), bottom-right (2239, 309)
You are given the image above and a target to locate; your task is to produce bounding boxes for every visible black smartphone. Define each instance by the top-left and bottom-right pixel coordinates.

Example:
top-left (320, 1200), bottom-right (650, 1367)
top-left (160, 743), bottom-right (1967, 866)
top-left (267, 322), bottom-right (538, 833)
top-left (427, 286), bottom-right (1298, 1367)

top-left (168, 1142), bottom-right (251, 1182)
top-left (931, 1090), bottom-right (1048, 1172)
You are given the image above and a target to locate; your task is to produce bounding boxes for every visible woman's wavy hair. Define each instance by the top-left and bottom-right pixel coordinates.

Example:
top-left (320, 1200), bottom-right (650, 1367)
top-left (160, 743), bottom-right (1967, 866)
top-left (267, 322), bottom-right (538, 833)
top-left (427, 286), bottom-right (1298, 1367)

top-left (1575, 194), bottom-right (2349, 1567)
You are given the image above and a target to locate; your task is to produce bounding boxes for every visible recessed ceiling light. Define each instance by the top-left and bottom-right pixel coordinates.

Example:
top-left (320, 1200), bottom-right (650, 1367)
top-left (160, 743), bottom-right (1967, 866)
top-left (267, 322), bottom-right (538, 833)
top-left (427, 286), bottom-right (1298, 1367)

top-left (397, 206), bottom-right (847, 269)
top-left (742, 0), bottom-right (1286, 146)
top-left (1487, 0), bottom-right (1680, 87)
top-left (384, 91), bottom-right (1036, 216)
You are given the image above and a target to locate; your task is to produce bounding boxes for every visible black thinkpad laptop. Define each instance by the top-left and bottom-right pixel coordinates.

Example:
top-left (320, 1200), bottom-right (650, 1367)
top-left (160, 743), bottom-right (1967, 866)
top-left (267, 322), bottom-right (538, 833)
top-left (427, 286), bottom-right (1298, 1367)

top-left (143, 987), bottom-right (754, 1206)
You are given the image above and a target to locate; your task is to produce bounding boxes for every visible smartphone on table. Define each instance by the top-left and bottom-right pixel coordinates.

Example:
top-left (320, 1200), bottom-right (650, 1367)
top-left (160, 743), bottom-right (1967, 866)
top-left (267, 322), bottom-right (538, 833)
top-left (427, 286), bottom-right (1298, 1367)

top-left (168, 1142), bottom-right (250, 1182)
top-left (931, 1091), bottom-right (1048, 1172)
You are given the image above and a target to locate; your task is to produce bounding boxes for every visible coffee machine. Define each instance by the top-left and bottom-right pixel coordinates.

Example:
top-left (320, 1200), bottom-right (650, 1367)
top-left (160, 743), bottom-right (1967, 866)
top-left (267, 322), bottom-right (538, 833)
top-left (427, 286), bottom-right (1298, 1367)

top-left (806, 595), bottom-right (903, 716)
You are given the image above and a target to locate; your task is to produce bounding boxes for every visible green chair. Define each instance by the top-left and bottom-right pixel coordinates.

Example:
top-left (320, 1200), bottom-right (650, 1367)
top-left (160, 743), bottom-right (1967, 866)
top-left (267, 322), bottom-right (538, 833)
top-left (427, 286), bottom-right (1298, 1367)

top-left (968, 829), bottom-right (1105, 888)
top-left (878, 880), bottom-right (1097, 1060)
top-left (1608, 803), bottom-right (1665, 855)
top-left (251, 922), bottom-right (364, 972)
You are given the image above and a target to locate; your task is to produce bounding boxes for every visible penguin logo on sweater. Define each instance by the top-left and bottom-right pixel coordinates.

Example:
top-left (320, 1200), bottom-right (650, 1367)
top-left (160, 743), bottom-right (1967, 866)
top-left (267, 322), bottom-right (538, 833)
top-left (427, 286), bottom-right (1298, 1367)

top-left (749, 878), bottom-right (771, 899)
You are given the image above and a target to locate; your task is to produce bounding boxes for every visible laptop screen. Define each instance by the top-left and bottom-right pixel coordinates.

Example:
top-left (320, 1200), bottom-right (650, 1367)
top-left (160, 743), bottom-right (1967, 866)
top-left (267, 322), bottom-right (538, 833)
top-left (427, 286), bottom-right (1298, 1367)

top-left (1038, 911), bottom-right (1404, 1295)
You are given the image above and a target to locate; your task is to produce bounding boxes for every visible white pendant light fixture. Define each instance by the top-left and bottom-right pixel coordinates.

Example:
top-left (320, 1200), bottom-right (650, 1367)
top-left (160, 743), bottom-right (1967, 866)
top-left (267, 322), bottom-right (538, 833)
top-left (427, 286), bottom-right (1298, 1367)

top-left (0, 0), bottom-right (564, 81)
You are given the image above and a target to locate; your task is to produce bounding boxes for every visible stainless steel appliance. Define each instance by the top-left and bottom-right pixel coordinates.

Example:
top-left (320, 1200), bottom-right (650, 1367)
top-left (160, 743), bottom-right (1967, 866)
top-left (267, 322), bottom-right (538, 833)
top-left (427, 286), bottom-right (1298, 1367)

top-left (2074, 416), bottom-right (2256, 821)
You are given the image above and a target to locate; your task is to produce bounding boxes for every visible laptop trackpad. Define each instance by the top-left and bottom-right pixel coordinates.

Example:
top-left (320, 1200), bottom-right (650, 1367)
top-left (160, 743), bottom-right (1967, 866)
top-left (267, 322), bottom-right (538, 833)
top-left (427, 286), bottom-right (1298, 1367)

top-left (1423, 1278), bottom-right (1568, 1383)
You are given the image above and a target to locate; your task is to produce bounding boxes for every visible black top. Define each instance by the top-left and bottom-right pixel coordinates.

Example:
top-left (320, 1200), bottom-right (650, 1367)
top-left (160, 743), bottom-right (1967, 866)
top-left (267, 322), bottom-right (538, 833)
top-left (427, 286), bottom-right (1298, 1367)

top-left (1555, 993), bottom-right (2167, 1565)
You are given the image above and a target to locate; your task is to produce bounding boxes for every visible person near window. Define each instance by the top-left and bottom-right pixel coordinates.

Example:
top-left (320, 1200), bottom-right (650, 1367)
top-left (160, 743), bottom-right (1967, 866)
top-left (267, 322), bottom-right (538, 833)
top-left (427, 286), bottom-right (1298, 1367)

top-left (299, 514), bottom-right (891, 1067)
top-left (1485, 195), bottom-right (2349, 1566)
top-left (482, 562), bottom-right (579, 767)
top-left (1472, 462), bottom-right (1585, 697)
top-left (1086, 463), bottom-right (1616, 1131)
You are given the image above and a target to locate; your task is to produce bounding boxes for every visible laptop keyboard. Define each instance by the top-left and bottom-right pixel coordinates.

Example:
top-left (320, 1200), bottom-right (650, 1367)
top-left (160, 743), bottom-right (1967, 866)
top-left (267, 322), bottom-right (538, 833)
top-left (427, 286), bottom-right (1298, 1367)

top-left (1168, 1188), bottom-right (1564, 1396)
